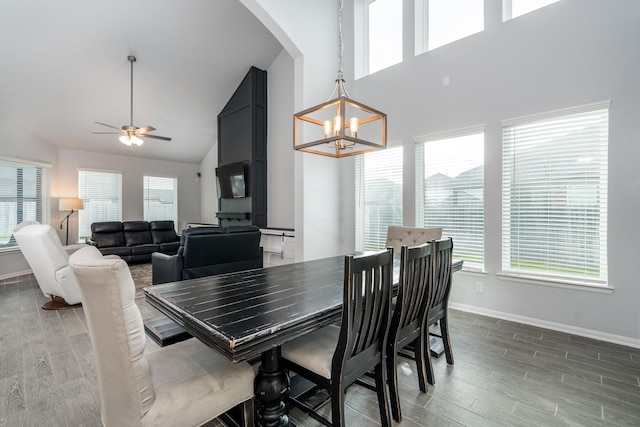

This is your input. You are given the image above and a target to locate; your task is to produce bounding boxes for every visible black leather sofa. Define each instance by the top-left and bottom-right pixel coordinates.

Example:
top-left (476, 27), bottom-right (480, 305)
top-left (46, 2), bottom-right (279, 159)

top-left (87, 220), bottom-right (180, 264)
top-left (151, 225), bottom-right (263, 285)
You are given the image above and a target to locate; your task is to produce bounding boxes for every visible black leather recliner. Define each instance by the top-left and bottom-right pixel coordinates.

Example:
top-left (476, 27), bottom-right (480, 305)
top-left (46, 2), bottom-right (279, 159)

top-left (151, 225), bottom-right (263, 285)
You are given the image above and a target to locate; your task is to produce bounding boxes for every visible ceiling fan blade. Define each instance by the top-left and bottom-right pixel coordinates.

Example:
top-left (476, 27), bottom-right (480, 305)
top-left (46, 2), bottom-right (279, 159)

top-left (140, 134), bottom-right (172, 142)
top-left (136, 126), bottom-right (156, 134)
top-left (91, 132), bottom-right (121, 134)
top-left (94, 121), bottom-right (123, 131)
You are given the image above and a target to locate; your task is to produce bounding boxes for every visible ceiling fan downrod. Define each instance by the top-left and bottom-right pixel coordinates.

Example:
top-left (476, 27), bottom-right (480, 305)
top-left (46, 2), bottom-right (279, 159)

top-left (127, 55), bottom-right (136, 128)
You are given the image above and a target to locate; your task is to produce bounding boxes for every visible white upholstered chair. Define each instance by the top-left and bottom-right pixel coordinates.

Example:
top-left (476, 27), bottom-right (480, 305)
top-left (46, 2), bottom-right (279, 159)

top-left (69, 245), bottom-right (255, 427)
top-left (12, 222), bottom-right (84, 309)
top-left (385, 226), bottom-right (442, 255)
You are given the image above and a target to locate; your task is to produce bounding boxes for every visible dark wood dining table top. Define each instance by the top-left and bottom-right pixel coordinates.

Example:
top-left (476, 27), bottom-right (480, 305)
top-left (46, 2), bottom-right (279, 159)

top-left (144, 255), bottom-right (463, 364)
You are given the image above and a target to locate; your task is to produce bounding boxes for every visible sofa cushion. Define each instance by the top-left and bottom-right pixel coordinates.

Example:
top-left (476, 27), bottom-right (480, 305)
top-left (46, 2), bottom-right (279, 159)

top-left (99, 246), bottom-right (132, 257)
top-left (131, 244), bottom-right (160, 255)
top-left (159, 241), bottom-right (180, 254)
top-left (123, 221), bottom-right (152, 246)
top-left (91, 222), bottom-right (125, 248)
top-left (150, 221), bottom-right (178, 244)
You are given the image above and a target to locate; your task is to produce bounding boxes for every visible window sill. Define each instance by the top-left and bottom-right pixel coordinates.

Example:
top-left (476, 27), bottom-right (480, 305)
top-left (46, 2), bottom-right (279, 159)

top-left (497, 272), bottom-right (613, 294)
top-left (0, 246), bottom-right (20, 254)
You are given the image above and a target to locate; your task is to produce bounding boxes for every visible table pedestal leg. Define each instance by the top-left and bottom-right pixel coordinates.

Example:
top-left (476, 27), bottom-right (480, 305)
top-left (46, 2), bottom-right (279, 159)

top-left (255, 347), bottom-right (291, 427)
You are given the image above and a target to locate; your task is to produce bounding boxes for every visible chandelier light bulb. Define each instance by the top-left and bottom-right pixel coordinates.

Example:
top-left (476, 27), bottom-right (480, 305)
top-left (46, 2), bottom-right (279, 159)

top-left (324, 120), bottom-right (333, 138)
top-left (333, 115), bottom-right (341, 136)
top-left (349, 117), bottom-right (359, 137)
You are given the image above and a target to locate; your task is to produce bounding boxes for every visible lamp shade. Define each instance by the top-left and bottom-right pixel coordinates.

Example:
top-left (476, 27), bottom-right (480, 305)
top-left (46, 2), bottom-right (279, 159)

top-left (59, 198), bottom-right (84, 211)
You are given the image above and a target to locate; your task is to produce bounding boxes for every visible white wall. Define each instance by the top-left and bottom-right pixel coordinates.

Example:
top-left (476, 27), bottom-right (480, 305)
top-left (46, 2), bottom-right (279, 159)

top-left (200, 144), bottom-right (219, 225)
top-left (266, 48), bottom-right (295, 229)
top-left (344, 0), bottom-right (640, 344)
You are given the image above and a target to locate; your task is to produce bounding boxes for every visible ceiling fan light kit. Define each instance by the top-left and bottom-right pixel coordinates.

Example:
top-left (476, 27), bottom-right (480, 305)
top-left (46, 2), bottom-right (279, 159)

top-left (92, 55), bottom-right (171, 149)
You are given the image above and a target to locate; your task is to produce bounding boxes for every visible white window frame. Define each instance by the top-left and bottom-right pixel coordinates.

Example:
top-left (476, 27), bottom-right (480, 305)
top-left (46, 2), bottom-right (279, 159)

top-left (0, 157), bottom-right (51, 251)
top-left (415, 126), bottom-right (485, 271)
top-left (355, 145), bottom-right (404, 252)
top-left (355, 0), bottom-right (403, 78)
top-left (501, 102), bottom-right (609, 288)
top-left (143, 175), bottom-right (178, 229)
top-left (503, 0), bottom-right (560, 21)
top-left (415, 0), bottom-right (485, 55)
top-left (78, 169), bottom-right (123, 241)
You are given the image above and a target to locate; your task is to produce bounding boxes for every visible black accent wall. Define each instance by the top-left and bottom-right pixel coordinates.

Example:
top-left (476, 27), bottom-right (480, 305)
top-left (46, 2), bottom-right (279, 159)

top-left (217, 66), bottom-right (267, 227)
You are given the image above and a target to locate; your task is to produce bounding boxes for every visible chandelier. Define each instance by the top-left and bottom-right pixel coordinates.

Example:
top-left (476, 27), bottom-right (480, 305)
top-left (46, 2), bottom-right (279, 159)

top-left (293, 0), bottom-right (387, 158)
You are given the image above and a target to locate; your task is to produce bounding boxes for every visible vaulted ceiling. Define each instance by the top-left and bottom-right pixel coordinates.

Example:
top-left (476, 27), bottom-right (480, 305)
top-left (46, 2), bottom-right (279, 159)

top-left (0, 0), bottom-right (283, 163)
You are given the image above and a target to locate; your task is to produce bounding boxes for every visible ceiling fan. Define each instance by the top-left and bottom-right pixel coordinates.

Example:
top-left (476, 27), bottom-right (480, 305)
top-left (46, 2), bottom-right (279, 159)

top-left (93, 55), bottom-right (171, 146)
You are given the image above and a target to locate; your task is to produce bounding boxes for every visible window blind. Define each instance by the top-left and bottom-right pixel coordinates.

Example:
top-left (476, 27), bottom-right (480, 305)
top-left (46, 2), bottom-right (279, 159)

top-left (355, 146), bottom-right (403, 252)
top-left (416, 131), bottom-right (484, 269)
top-left (78, 170), bottom-right (122, 240)
top-left (143, 175), bottom-right (177, 227)
top-left (501, 103), bottom-right (609, 285)
top-left (0, 158), bottom-right (50, 249)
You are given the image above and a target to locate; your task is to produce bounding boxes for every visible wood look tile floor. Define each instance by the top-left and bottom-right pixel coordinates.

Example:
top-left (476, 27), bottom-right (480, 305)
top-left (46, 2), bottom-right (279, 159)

top-left (2, 273), bottom-right (640, 426)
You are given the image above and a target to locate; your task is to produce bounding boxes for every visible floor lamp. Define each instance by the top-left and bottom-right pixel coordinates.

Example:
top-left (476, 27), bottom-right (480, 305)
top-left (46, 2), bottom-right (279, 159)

top-left (59, 198), bottom-right (84, 245)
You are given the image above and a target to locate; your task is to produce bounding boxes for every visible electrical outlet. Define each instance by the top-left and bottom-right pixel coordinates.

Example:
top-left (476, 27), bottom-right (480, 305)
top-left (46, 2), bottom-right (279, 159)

top-left (475, 281), bottom-right (484, 293)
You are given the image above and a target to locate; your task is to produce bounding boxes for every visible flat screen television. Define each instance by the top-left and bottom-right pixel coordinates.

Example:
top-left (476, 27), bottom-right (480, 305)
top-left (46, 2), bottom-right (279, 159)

top-left (216, 161), bottom-right (247, 199)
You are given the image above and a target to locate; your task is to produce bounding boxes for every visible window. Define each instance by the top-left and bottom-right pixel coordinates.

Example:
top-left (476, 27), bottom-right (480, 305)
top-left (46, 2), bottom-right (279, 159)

top-left (355, 146), bottom-right (403, 252)
top-left (415, 0), bottom-right (484, 54)
top-left (78, 170), bottom-right (122, 240)
top-left (356, 0), bottom-right (403, 77)
top-left (143, 175), bottom-right (177, 227)
top-left (503, 0), bottom-right (560, 21)
top-left (0, 158), bottom-right (50, 250)
top-left (416, 129), bottom-right (484, 269)
top-left (502, 103), bottom-right (609, 286)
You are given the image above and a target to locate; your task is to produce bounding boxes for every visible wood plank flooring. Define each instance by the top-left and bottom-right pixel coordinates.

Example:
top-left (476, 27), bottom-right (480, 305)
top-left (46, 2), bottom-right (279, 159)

top-left (1, 272), bottom-right (639, 426)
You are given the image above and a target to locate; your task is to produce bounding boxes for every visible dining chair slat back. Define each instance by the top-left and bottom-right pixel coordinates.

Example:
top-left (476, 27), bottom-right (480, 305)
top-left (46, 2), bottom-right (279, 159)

top-left (425, 237), bottom-right (455, 385)
top-left (386, 242), bottom-right (434, 422)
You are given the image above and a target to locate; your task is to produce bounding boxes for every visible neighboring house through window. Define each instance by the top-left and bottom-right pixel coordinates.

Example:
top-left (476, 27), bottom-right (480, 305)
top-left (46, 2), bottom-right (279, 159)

top-left (501, 102), bottom-right (609, 286)
top-left (416, 129), bottom-right (485, 270)
top-left (0, 158), bottom-right (50, 249)
top-left (356, 146), bottom-right (403, 252)
top-left (78, 169), bottom-right (122, 241)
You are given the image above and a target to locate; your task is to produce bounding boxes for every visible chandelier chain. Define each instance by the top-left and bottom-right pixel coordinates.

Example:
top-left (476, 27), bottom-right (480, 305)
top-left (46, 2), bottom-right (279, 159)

top-left (337, 0), bottom-right (343, 80)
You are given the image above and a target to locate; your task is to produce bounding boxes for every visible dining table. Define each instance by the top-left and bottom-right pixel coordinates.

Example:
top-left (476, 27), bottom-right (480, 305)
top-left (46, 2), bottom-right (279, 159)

top-left (145, 255), bottom-right (463, 427)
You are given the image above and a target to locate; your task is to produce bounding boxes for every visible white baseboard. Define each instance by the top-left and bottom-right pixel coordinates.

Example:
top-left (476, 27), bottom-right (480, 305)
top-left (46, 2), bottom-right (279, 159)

top-left (449, 302), bottom-right (640, 350)
top-left (0, 269), bottom-right (32, 281)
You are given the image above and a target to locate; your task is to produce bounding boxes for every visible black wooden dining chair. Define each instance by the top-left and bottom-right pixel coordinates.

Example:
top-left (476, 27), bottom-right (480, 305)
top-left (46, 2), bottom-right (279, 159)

top-left (281, 249), bottom-right (394, 427)
top-left (425, 237), bottom-right (455, 385)
top-left (386, 242), bottom-right (434, 422)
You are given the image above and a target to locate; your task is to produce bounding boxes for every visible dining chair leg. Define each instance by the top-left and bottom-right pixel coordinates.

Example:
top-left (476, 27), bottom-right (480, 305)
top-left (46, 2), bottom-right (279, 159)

top-left (386, 342), bottom-right (402, 422)
top-left (374, 363), bottom-right (392, 427)
top-left (425, 331), bottom-right (436, 385)
top-left (414, 334), bottom-right (429, 393)
top-left (330, 382), bottom-right (347, 427)
top-left (241, 398), bottom-right (255, 427)
top-left (440, 316), bottom-right (454, 365)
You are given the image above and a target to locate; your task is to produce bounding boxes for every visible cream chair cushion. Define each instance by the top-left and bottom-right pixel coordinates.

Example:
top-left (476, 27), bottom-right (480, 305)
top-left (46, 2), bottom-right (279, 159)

top-left (281, 325), bottom-right (340, 379)
top-left (69, 245), bottom-right (255, 427)
top-left (385, 226), bottom-right (442, 255)
top-left (13, 223), bottom-right (83, 304)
